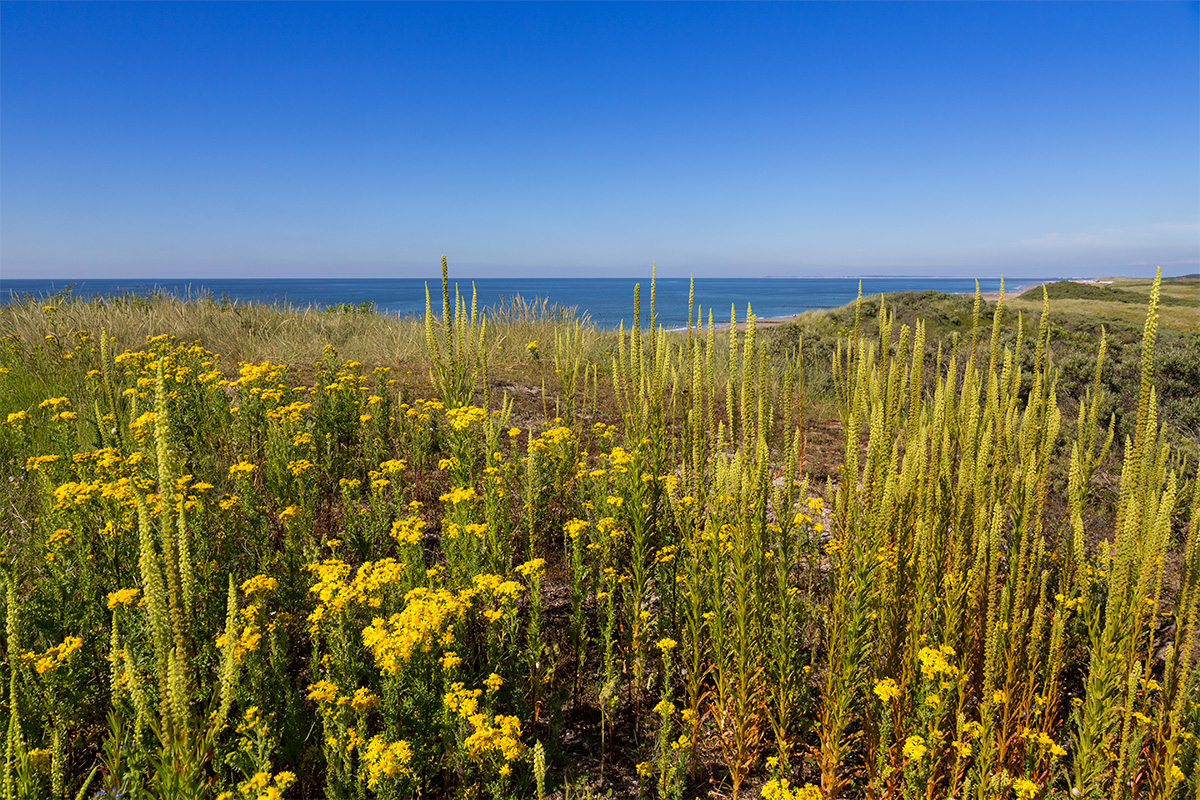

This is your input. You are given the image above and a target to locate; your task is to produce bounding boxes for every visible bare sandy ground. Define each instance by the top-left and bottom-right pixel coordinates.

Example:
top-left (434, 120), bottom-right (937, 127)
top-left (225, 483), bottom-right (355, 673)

top-left (975, 282), bottom-right (1041, 302)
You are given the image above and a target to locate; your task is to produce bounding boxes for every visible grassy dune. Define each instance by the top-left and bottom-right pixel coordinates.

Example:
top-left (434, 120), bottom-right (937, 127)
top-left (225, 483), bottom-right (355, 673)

top-left (1008, 277), bottom-right (1200, 329)
top-left (0, 269), bottom-right (1196, 800)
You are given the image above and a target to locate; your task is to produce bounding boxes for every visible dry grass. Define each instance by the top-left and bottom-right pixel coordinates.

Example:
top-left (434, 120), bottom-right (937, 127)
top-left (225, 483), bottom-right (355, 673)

top-left (1007, 276), bottom-right (1199, 330)
top-left (1, 290), bottom-right (621, 388)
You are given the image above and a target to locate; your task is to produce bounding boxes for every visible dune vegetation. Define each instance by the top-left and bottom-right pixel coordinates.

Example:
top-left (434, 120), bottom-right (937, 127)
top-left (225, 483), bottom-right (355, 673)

top-left (0, 262), bottom-right (1196, 800)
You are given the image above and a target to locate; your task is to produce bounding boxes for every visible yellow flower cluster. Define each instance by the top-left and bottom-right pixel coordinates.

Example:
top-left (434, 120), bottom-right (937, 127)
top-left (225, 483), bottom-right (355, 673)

top-left (287, 459), bottom-right (314, 476)
top-left (918, 644), bottom-right (958, 680)
top-left (26, 454), bottom-right (62, 471)
top-left (607, 446), bottom-right (633, 469)
top-left (350, 687), bottom-right (378, 712)
top-left (27, 747), bottom-right (50, 773)
top-left (760, 778), bottom-right (822, 800)
top-left (1011, 777), bottom-right (1039, 799)
top-left (229, 607), bottom-right (262, 662)
top-left (446, 405), bottom-right (487, 431)
top-left (241, 574), bottom-right (278, 595)
top-left (49, 476), bottom-right (144, 512)
top-left (515, 558), bottom-right (546, 579)
top-left (903, 734), bottom-right (927, 762)
top-left (228, 360), bottom-right (288, 391)
top-left (440, 486), bottom-right (478, 505)
top-left (390, 516), bottom-right (426, 546)
top-left (106, 588), bottom-right (140, 609)
top-left (400, 398), bottom-right (443, 430)
top-left (229, 461), bottom-right (257, 477)
top-left (47, 528), bottom-right (72, 550)
top-left (463, 713), bottom-right (525, 764)
top-left (307, 679), bottom-right (341, 705)
top-left (361, 587), bottom-right (467, 673)
top-left (445, 683), bottom-right (483, 717)
top-left (129, 411), bottom-right (157, 433)
top-left (23, 635), bottom-right (84, 674)
top-left (307, 557), bottom-right (408, 621)
top-left (472, 573), bottom-right (525, 604)
top-left (873, 677), bottom-right (901, 703)
top-left (1019, 726), bottom-right (1066, 757)
top-left (532, 425), bottom-right (573, 451)
top-left (265, 400), bottom-right (311, 424)
top-left (362, 736), bottom-right (413, 788)
top-left (307, 680), bottom-right (378, 713)
top-left (215, 769), bottom-right (296, 800)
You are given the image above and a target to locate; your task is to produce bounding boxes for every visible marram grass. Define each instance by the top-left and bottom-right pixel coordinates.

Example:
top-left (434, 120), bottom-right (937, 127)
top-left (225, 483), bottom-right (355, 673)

top-left (0, 266), bottom-right (1196, 800)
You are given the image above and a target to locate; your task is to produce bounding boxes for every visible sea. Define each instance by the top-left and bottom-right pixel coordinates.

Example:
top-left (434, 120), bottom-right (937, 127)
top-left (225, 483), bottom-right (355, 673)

top-left (0, 276), bottom-right (1046, 330)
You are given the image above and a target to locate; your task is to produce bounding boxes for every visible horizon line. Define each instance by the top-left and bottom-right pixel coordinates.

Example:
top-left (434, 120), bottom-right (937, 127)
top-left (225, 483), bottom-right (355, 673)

top-left (2, 273), bottom-right (1085, 282)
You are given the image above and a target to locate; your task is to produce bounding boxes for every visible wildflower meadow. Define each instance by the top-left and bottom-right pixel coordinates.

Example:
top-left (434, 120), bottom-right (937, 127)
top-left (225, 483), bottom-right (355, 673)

top-left (0, 262), bottom-right (1196, 800)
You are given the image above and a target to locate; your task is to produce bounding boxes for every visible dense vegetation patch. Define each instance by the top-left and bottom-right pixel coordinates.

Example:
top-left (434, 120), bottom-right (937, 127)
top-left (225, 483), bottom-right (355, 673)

top-left (0, 267), bottom-right (1197, 800)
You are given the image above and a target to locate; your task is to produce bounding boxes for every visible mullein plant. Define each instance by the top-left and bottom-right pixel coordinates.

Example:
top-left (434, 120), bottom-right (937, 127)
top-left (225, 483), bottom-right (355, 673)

top-left (425, 255), bottom-right (487, 410)
top-left (113, 357), bottom-right (243, 797)
top-left (553, 318), bottom-right (587, 424)
top-left (594, 275), bottom-right (816, 798)
top-left (610, 275), bottom-right (681, 701)
top-left (1070, 271), bottom-right (1200, 800)
top-left (812, 273), bottom-right (1199, 800)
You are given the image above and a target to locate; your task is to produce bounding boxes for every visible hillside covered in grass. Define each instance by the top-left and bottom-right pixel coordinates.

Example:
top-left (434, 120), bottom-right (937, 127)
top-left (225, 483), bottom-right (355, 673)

top-left (772, 276), bottom-right (1199, 458)
top-left (0, 269), bottom-right (1197, 800)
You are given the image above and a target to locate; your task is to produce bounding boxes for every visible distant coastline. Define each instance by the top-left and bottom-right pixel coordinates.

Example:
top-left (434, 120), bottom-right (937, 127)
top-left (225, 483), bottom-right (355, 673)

top-left (0, 276), bottom-right (1058, 330)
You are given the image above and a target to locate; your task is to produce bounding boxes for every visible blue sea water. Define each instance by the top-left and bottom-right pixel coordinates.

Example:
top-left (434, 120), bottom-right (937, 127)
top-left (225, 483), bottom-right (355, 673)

top-left (0, 277), bottom-right (1046, 330)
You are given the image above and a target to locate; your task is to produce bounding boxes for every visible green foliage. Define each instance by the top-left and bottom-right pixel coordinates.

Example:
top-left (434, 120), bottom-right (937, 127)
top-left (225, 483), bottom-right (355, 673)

top-left (1024, 280), bottom-right (1189, 306)
top-left (0, 268), bottom-right (1196, 800)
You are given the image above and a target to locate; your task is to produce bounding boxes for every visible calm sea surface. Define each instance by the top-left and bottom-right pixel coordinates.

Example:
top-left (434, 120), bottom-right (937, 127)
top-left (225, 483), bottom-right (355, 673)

top-left (0, 277), bottom-right (1046, 329)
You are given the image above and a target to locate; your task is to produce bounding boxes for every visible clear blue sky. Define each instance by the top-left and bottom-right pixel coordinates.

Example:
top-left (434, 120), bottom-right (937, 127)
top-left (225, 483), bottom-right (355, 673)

top-left (2, 1), bottom-right (1197, 279)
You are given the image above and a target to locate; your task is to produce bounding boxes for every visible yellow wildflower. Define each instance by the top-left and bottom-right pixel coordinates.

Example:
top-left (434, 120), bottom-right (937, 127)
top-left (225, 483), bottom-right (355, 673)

top-left (439, 486), bottom-right (477, 504)
top-left (307, 680), bottom-right (340, 705)
top-left (903, 735), bottom-right (927, 762)
top-left (1011, 778), bottom-right (1038, 799)
top-left (362, 736), bottom-right (413, 788)
top-left (106, 588), bottom-right (141, 609)
top-left (390, 515), bottom-right (426, 546)
top-left (241, 574), bottom-right (278, 595)
top-left (287, 459), bottom-right (314, 476)
top-left (350, 687), bottom-right (378, 712)
top-left (874, 678), bottom-right (901, 703)
top-left (516, 558), bottom-right (546, 579)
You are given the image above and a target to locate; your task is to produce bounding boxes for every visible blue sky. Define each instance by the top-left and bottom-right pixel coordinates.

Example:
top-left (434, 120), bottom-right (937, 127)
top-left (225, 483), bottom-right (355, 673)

top-left (2, 2), bottom-right (1197, 279)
